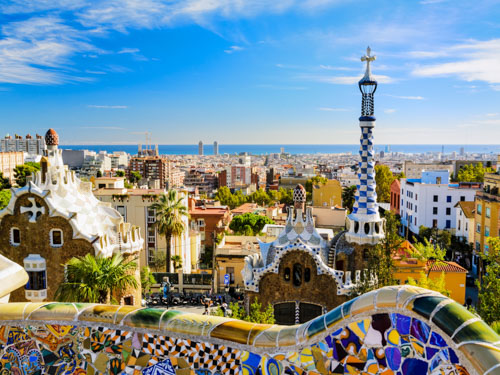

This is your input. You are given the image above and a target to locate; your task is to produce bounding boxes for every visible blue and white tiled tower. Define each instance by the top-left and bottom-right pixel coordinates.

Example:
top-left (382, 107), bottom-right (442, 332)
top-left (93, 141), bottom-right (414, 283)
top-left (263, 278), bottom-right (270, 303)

top-left (345, 47), bottom-right (385, 245)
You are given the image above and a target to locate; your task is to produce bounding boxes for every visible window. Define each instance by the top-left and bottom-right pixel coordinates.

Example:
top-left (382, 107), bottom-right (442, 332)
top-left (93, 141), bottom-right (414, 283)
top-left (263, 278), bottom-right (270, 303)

top-left (460, 196), bottom-right (465, 201)
top-left (197, 219), bottom-right (205, 227)
top-left (50, 229), bottom-right (63, 247)
top-left (446, 207), bottom-right (451, 215)
top-left (485, 226), bottom-right (490, 237)
top-left (477, 204), bottom-right (482, 214)
top-left (27, 270), bottom-right (46, 290)
top-left (465, 222), bottom-right (468, 231)
top-left (458, 221), bottom-right (461, 230)
top-left (226, 267), bottom-right (235, 284)
top-left (10, 227), bottom-right (20, 245)
top-left (476, 223), bottom-right (481, 233)
top-left (433, 207), bottom-right (438, 215)
top-left (486, 207), bottom-right (491, 218)
top-left (415, 205), bottom-right (417, 213)
top-left (433, 219), bottom-right (438, 228)
top-left (293, 263), bottom-right (302, 287)
top-left (116, 205), bottom-right (127, 221)
top-left (445, 220), bottom-right (451, 229)
top-left (284, 267), bottom-right (291, 281)
top-left (304, 268), bottom-right (311, 282)
top-left (414, 217), bottom-right (417, 225)
top-left (415, 194), bottom-right (418, 200)
top-left (485, 244), bottom-right (489, 254)
top-left (446, 195), bottom-right (452, 203)
top-left (433, 195), bottom-right (438, 202)
top-left (476, 242), bottom-right (480, 251)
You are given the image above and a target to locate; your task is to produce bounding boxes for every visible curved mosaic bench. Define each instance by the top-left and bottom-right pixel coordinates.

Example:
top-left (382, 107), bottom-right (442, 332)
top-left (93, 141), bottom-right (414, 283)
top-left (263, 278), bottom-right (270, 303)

top-left (0, 286), bottom-right (498, 375)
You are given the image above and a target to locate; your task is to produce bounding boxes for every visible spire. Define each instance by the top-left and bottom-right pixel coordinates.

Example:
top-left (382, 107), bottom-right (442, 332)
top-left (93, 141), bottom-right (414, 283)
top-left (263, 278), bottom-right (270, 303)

top-left (345, 47), bottom-right (385, 245)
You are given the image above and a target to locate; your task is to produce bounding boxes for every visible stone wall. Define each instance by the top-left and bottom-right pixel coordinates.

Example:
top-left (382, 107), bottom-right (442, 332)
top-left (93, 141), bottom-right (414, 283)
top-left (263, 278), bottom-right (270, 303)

top-left (0, 286), bottom-right (498, 375)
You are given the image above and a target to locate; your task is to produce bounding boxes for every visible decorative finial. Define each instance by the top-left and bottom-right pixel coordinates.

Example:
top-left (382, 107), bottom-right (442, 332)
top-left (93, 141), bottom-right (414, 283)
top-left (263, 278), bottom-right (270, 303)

top-left (360, 46), bottom-right (376, 80)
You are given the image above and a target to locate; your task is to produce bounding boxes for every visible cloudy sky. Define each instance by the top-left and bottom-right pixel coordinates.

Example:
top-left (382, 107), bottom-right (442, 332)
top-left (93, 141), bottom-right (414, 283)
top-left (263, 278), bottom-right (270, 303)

top-left (1, 0), bottom-right (500, 145)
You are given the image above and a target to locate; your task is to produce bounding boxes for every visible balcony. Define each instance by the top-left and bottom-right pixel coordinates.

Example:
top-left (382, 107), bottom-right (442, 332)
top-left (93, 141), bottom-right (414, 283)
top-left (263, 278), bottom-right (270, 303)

top-left (476, 190), bottom-right (500, 203)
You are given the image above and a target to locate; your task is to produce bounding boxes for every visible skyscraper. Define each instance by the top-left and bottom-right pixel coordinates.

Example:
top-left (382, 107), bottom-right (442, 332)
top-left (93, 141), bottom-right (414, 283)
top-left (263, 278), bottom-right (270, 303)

top-left (345, 47), bottom-right (385, 245)
top-left (213, 141), bottom-right (218, 156)
top-left (198, 141), bottom-right (203, 156)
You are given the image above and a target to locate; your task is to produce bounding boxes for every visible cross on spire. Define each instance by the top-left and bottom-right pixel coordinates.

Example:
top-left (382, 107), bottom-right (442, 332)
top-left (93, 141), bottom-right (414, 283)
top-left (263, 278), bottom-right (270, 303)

top-left (21, 197), bottom-right (45, 223)
top-left (361, 46), bottom-right (376, 78)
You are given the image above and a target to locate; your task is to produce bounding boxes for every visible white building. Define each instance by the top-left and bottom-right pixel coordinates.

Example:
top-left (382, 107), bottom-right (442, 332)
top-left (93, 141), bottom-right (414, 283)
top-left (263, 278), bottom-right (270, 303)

top-left (1, 134), bottom-right (45, 155)
top-left (400, 170), bottom-right (480, 235)
top-left (455, 201), bottom-right (475, 244)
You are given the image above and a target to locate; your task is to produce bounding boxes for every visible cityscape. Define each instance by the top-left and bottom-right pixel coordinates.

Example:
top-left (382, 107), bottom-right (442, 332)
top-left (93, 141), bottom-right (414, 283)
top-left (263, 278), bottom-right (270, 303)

top-left (0, 1), bottom-right (499, 375)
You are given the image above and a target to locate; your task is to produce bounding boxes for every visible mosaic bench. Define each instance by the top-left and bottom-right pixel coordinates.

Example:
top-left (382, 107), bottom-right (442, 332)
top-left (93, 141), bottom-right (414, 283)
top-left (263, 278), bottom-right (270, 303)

top-left (0, 286), bottom-right (498, 375)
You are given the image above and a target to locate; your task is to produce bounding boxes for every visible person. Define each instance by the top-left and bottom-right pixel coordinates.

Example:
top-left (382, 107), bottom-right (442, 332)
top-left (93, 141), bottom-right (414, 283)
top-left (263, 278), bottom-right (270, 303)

top-left (203, 299), bottom-right (210, 315)
top-left (221, 302), bottom-right (228, 317)
top-left (162, 277), bottom-right (171, 308)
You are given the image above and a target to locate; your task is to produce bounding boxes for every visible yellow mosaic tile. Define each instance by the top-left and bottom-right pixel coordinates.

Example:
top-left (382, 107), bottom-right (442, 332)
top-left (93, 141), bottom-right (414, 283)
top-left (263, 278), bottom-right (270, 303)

top-left (396, 286), bottom-right (422, 309)
top-left (160, 314), bottom-right (206, 336)
top-left (0, 302), bottom-right (31, 321)
top-left (78, 304), bottom-right (122, 324)
top-left (459, 343), bottom-right (500, 374)
top-left (248, 323), bottom-right (274, 346)
top-left (350, 290), bottom-right (377, 316)
top-left (210, 319), bottom-right (256, 344)
top-left (375, 287), bottom-right (399, 309)
top-left (22, 303), bottom-right (50, 320)
top-left (295, 321), bottom-right (310, 346)
top-left (28, 303), bottom-right (78, 321)
top-left (277, 325), bottom-right (300, 347)
top-left (252, 325), bottom-right (281, 348)
top-left (113, 305), bottom-right (143, 324)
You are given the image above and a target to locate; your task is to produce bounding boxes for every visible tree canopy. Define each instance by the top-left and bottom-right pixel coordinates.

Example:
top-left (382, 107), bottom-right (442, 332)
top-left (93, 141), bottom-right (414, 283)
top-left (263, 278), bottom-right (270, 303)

top-left (456, 163), bottom-right (495, 183)
top-left (215, 186), bottom-right (294, 209)
top-left (341, 185), bottom-right (356, 212)
top-left (476, 237), bottom-right (500, 325)
top-left (55, 253), bottom-right (138, 304)
top-left (375, 164), bottom-right (395, 203)
top-left (13, 162), bottom-right (40, 187)
top-left (214, 297), bottom-right (275, 324)
top-left (129, 171), bottom-right (142, 184)
top-left (229, 212), bottom-right (275, 236)
top-left (305, 176), bottom-right (328, 193)
top-left (0, 172), bottom-right (10, 190)
top-left (0, 190), bottom-right (11, 210)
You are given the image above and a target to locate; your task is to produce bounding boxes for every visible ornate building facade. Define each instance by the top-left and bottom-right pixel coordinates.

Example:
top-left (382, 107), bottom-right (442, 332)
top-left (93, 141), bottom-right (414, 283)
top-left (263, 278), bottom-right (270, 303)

top-left (0, 129), bottom-right (144, 304)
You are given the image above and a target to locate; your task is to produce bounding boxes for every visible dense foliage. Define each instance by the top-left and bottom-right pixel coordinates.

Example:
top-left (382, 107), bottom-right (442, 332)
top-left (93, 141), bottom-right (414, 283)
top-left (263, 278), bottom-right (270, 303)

top-left (215, 186), bottom-right (293, 209)
top-left (456, 163), bottom-right (495, 183)
top-left (13, 162), bottom-right (40, 187)
top-left (375, 164), bottom-right (395, 203)
top-left (55, 254), bottom-right (138, 304)
top-left (341, 185), bottom-right (356, 212)
top-left (229, 212), bottom-right (275, 236)
top-left (476, 237), bottom-right (500, 325)
top-left (213, 298), bottom-right (275, 324)
top-left (140, 267), bottom-right (156, 296)
top-left (0, 190), bottom-right (11, 210)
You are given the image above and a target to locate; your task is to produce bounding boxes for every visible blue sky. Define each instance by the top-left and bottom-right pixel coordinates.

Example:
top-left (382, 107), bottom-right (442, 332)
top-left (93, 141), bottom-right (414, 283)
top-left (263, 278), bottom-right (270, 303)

top-left (1, 0), bottom-right (500, 145)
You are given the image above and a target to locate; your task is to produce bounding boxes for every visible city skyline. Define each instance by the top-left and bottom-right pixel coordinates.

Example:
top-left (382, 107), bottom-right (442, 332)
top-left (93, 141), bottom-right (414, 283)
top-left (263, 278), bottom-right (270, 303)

top-left (1, 0), bottom-right (500, 145)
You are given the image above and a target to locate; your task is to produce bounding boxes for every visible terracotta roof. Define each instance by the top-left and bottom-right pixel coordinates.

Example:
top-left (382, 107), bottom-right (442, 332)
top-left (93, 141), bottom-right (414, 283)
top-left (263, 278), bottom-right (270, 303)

top-left (427, 260), bottom-right (468, 273)
top-left (455, 201), bottom-right (475, 219)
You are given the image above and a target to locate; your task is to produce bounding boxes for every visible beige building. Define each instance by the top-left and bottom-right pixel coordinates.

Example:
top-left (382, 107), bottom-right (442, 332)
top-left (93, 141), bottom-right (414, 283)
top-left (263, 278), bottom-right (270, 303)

top-left (404, 161), bottom-right (454, 179)
top-left (311, 206), bottom-right (347, 229)
top-left (474, 172), bottom-right (500, 254)
top-left (0, 152), bottom-right (24, 182)
top-left (312, 179), bottom-right (342, 207)
top-left (94, 186), bottom-right (201, 272)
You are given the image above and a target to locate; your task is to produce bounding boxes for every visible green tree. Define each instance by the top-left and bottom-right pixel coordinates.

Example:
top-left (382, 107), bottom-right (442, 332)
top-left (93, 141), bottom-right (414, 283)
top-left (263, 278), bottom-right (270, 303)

top-left (375, 164), bottom-right (395, 203)
top-left (457, 163), bottom-right (495, 183)
top-left (213, 298), bottom-right (275, 324)
top-left (115, 170), bottom-right (125, 177)
top-left (476, 237), bottom-right (500, 325)
top-left (249, 189), bottom-right (271, 206)
top-left (0, 190), bottom-right (11, 210)
top-left (96, 170), bottom-right (103, 178)
top-left (305, 176), bottom-right (328, 193)
top-left (13, 162), bottom-right (40, 187)
top-left (342, 185), bottom-right (356, 212)
top-left (278, 188), bottom-right (294, 205)
top-left (140, 266), bottom-right (156, 296)
top-left (408, 271), bottom-right (450, 297)
top-left (55, 253), bottom-right (138, 304)
top-left (229, 213), bottom-right (274, 236)
top-left (151, 190), bottom-right (189, 272)
top-left (0, 172), bottom-right (10, 190)
top-left (149, 251), bottom-right (167, 272)
top-left (129, 171), bottom-right (142, 184)
top-left (171, 255), bottom-right (183, 271)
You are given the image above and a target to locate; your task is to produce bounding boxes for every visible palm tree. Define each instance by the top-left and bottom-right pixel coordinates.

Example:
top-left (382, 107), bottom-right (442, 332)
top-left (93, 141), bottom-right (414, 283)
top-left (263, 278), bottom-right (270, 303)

top-left (342, 185), bottom-right (357, 212)
top-left (140, 266), bottom-right (156, 297)
top-left (55, 253), bottom-right (138, 304)
top-left (171, 255), bottom-right (183, 271)
top-left (151, 190), bottom-right (189, 272)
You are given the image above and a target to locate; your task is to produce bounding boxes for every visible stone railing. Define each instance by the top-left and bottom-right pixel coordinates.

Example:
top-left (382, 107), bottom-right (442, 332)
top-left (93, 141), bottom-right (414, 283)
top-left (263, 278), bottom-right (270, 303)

top-left (0, 285), bottom-right (499, 375)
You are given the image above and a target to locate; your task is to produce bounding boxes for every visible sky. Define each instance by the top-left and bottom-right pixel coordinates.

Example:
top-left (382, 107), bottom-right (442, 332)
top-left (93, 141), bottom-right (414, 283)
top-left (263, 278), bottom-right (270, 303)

top-left (1, 0), bottom-right (500, 145)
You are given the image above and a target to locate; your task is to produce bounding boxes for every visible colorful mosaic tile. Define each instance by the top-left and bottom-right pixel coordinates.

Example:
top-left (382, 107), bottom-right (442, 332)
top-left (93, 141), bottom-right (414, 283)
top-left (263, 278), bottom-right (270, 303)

top-left (0, 286), bottom-right (498, 375)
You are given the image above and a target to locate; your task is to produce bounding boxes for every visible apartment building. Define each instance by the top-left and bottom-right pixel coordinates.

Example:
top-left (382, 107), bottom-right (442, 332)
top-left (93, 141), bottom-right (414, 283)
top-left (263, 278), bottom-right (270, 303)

top-left (129, 156), bottom-right (168, 189)
top-left (1, 134), bottom-right (45, 155)
top-left (399, 171), bottom-right (480, 236)
top-left (474, 172), bottom-right (500, 254)
top-left (404, 161), bottom-right (454, 179)
top-left (0, 152), bottom-right (24, 182)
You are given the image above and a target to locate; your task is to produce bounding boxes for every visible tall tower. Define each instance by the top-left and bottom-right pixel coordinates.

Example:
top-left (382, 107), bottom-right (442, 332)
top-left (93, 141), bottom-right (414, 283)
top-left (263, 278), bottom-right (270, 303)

top-left (345, 47), bottom-right (385, 245)
top-left (198, 141), bottom-right (203, 156)
top-left (213, 141), bottom-right (219, 156)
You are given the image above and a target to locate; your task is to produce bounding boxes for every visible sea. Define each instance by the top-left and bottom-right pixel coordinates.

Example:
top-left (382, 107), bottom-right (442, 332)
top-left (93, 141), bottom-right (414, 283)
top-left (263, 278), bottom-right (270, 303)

top-left (59, 144), bottom-right (500, 156)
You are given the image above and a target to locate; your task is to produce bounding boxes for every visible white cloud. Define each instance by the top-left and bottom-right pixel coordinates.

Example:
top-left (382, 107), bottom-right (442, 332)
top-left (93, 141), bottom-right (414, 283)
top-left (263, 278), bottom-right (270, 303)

top-left (80, 126), bottom-right (125, 130)
top-left (224, 45), bottom-right (244, 54)
top-left (387, 95), bottom-right (425, 100)
top-left (305, 74), bottom-right (395, 84)
top-left (118, 47), bottom-right (140, 54)
top-left (384, 109), bottom-right (396, 114)
top-left (319, 64), bottom-right (354, 71)
top-left (317, 107), bottom-right (349, 111)
top-left (88, 105), bottom-right (128, 109)
top-left (412, 39), bottom-right (500, 84)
